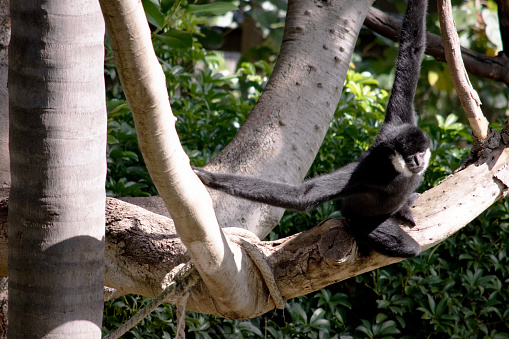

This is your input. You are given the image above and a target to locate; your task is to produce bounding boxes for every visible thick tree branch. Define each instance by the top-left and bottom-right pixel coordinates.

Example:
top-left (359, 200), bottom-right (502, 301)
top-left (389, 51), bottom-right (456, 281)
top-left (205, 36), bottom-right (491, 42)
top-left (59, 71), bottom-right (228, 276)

top-left (108, 138), bottom-right (509, 316)
top-left (437, 0), bottom-right (489, 140)
top-left (364, 7), bottom-right (509, 86)
top-left (98, 139), bottom-right (509, 316)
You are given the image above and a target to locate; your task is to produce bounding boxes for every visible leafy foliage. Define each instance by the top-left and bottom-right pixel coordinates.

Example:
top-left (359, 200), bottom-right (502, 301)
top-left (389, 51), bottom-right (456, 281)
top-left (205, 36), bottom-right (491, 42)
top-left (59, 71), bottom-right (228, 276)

top-left (103, 0), bottom-right (509, 337)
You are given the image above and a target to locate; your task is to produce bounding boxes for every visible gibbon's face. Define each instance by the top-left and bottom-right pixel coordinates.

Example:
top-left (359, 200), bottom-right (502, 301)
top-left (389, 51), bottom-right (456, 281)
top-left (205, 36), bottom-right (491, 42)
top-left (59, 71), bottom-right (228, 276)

top-left (391, 126), bottom-right (431, 176)
top-left (390, 149), bottom-right (431, 177)
top-left (404, 148), bottom-right (431, 175)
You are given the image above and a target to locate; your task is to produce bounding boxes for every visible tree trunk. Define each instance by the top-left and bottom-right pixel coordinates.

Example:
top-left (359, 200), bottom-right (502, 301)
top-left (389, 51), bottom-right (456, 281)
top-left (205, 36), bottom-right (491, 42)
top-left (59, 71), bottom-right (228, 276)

top-left (8, 0), bottom-right (106, 337)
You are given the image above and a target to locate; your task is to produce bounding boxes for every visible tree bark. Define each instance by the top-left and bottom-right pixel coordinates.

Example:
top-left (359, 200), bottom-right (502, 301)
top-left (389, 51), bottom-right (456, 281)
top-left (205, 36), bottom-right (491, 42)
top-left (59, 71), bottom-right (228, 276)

top-left (8, 0), bottom-right (106, 336)
top-left (0, 1), bottom-right (9, 336)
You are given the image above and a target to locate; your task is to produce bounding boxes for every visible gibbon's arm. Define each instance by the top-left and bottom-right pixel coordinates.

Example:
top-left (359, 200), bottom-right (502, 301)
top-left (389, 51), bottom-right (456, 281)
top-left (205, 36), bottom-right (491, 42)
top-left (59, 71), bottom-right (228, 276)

top-left (383, 0), bottom-right (427, 127)
top-left (193, 162), bottom-right (358, 212)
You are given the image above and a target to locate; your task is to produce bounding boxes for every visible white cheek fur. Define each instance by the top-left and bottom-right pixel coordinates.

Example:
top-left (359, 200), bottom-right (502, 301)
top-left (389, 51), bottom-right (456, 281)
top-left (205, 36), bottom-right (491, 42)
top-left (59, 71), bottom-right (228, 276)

top-left (390, 151), bottom-right (413, 177)
top-left (418, 148), bottom-right (431, 175)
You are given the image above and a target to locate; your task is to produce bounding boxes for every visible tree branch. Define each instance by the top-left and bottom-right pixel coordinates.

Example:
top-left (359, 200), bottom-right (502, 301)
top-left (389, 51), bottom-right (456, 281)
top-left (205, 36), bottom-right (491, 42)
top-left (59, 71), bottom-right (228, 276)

top-left (364, 6), bottom-right (509, 86)
top-left (437, 0), bottom-right (489, 140)
top-left (98, 139), bottom-right (509, 316)
top-left (107, 138), bottom-right (509, 317)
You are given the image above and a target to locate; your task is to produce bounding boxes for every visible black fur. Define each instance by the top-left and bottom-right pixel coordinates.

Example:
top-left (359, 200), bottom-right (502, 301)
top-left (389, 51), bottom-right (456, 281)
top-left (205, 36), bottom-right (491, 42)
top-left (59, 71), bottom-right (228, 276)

top-left (193, 0), bottom-right (429, 258)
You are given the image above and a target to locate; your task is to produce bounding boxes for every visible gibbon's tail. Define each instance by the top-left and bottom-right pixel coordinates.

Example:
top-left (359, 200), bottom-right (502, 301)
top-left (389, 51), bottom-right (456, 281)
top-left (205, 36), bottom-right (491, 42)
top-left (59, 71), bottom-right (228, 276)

top-left (384, 0), bottom-right (428, 126)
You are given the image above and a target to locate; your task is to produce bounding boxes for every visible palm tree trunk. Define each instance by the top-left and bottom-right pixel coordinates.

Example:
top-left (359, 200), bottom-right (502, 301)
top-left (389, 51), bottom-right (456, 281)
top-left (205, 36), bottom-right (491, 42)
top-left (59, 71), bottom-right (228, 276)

top-left (7, 0), bottom-right (106, 336)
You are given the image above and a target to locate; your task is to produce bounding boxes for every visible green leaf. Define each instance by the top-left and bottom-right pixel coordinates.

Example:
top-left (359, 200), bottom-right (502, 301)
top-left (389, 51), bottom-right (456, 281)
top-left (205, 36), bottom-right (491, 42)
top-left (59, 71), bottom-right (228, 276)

top-left (160, 0), bottom-right (175, 14)
top-left (376, 313), bottom-right (389, 323)
top-left (309, 308), bottom-right (326, 325)
top-left (185, 2), bottom-right (237, 16)
top-left (436, 297), bottom-right (448, 316)
top-left (379, 320), bottom-right (400, 335)
top-left (107, 134), bottom-right (119, 145)
top-left (427, 294), bottom-right (436, 314)
top-left (288, 302), bottom-right (307, 324)
top-left (142, 0), bottom-right (165, 29)
top-left (266, 326), bottom-right (283, 339)
top-left (493, 333), bottom-right (509, 339)
top-left (356, 320), bottom-right (374, 337)
top-left (237, 322), bottom-right (262, 336)
top-left (443, 114), bottom-right (458, 127)
top-left (156, 29), bottom-right (193, 49)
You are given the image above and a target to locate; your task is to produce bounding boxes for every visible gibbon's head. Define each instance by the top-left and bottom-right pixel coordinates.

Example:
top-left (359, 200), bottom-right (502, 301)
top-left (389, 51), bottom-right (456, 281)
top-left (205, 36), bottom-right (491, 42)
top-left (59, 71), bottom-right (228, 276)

top-left (388, 125), bottom-right (431, 176)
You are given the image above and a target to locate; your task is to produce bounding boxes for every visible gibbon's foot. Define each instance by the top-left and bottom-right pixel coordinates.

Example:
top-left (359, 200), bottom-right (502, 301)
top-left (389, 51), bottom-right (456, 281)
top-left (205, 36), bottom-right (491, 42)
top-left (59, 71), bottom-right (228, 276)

top-left (393, 206), bottom-right (416, 226)
top-left (349, 217), bottom-right (421, 258)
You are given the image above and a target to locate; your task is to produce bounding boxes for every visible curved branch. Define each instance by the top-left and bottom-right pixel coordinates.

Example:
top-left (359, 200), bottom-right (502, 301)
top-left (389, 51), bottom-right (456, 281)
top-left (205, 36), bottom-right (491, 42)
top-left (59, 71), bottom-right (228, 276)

top-left (111, 141), bottom-right (509, 317)
top-left (364, 7), bottom-right (509, 86)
